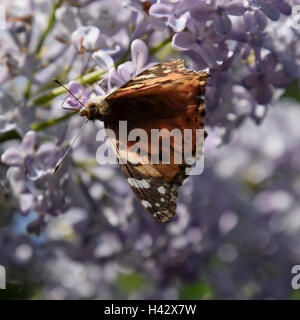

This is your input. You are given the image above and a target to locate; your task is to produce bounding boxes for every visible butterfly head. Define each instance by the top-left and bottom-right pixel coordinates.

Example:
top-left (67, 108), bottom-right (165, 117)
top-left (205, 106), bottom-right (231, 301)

top-left (80, 96), bottom-right (111, 121)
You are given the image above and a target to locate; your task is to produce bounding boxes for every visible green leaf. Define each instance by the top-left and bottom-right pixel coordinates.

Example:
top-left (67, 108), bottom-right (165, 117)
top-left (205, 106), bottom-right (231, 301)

top-left (179, 281), bottom-right (214, 300)
top-left (0, 130), bottom-right (21, 143)
top-left (0, 282), bottom-right (42, 300)
top-left (282, 80), bottom-right (300, 102)
top-left (117, 272), bottom-right (148, 293)
top-left (291, 290), bottom-right (300, 300)
top-left (30, 111), bottom-right (77, 131)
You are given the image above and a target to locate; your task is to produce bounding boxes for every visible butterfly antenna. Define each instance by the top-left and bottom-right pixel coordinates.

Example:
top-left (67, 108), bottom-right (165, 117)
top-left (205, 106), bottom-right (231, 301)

top-left (52, 118), bottom-right (89, 174)
top-left (52, 78), bottom-right (87, 110)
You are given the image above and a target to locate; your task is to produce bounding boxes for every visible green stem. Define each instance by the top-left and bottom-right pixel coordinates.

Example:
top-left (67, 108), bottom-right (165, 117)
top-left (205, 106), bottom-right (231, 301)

top-left (30, 111), bottom-right (77, 131)
top-left (24, 81), bottom-right (32, 99)
top-left (36, 0), bottom-right (63, 54)
top-left (33, 69), bottom-right (105, 105)
top-left (0, 130), bottom-right (21, 143)
top-left (149, 34), bottom-right (173, 55)
top-left (116, 48), bottom-right (131, 67)
top-left (0, 112), bottom-right (76, 143)
top-left (74, 159), bottom-right (98, 167)
top-left (24, 0), bottom-right (63, 99)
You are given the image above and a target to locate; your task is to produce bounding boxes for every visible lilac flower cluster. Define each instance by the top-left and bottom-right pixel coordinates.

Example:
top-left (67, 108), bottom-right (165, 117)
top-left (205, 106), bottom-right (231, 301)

top-left (0, 0), bottom-right (300, 299)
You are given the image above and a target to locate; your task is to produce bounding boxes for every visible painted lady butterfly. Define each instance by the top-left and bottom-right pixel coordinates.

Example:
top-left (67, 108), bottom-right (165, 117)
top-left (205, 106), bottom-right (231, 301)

top-left (63, 59), bottom-right (209, 222)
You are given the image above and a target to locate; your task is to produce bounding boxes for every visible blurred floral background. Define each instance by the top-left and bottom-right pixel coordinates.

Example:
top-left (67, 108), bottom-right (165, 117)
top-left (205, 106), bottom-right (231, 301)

top-left (1, 0), bottom-right (300, 299)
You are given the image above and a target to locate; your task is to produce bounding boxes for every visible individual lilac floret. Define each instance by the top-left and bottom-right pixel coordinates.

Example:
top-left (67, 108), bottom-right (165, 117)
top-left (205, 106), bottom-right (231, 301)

top-left (1, 131), bottom-right (60, 180)
top-left (6, 166), bottom-right (36, 216)
top-left (149, 0), bottom-right (193, 32)
top-left (124, 0), bottom-right (166, 39)
top-left (107, 39), bottom-right (149, 89)
top-left (63, 81), bottom-right (92, 111)
top-left (0, 92), bottom-right (17, 133)
top-left (0, 92), bottom-right (35, 135)
top-left (71, 26), bottom-right (120, 55)
top-left (72, 26), bottom-right (104, 54)
top-left (92, 50), bottom-right (115, 71)
top-left (242, 54), bottom-right (291, 104)
top-left (172, 21), bottom-right (224, 68)
top-left (190, 0), bottom-right (248, 35)
top-left (251, 0), bottom-right (291, 20)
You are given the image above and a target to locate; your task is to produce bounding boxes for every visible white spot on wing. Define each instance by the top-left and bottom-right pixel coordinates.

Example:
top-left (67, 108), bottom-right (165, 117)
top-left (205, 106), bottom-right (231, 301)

top-left (158, 186), bottom-right (166, 194)
top-left (127, 178), bottom-right (150, 189)
top-left (148, 65), bottom-right (159, 71)
top-left (141, 200), bottom-right (152, 208)
top-left (140, 179), bottom-right (150, 188)
top-left (127, 178), bottom-right (139, 188)
top-left (135, 73), bottom-right (156, 80)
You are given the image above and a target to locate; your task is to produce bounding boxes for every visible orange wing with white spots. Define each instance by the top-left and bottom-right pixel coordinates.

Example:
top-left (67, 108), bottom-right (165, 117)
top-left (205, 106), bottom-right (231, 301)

top-left (104, 60), bottom-right (209, 222)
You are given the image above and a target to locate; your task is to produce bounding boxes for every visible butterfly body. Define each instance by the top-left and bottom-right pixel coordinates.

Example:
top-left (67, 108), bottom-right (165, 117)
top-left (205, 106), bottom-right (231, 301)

top-left (81, 59), bottom-right (209, 222)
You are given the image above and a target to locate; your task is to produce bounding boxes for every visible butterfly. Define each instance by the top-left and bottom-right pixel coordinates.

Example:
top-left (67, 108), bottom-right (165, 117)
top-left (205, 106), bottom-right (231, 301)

top-left (57, 59), bottom-right (209, 222)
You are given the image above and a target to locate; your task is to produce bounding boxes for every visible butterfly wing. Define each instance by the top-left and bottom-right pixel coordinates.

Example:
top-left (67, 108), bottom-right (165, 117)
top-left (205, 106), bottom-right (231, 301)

top-left (107, 60), bottom-right (194, 98)
top-left (105, 120), bottom-right (184, 222)
top-left (104, 60), bottom-right (209, 222)
top-left (105, 59), bottom-right (208, 122)
top-left (120, 163), bottom-right (177, 222)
